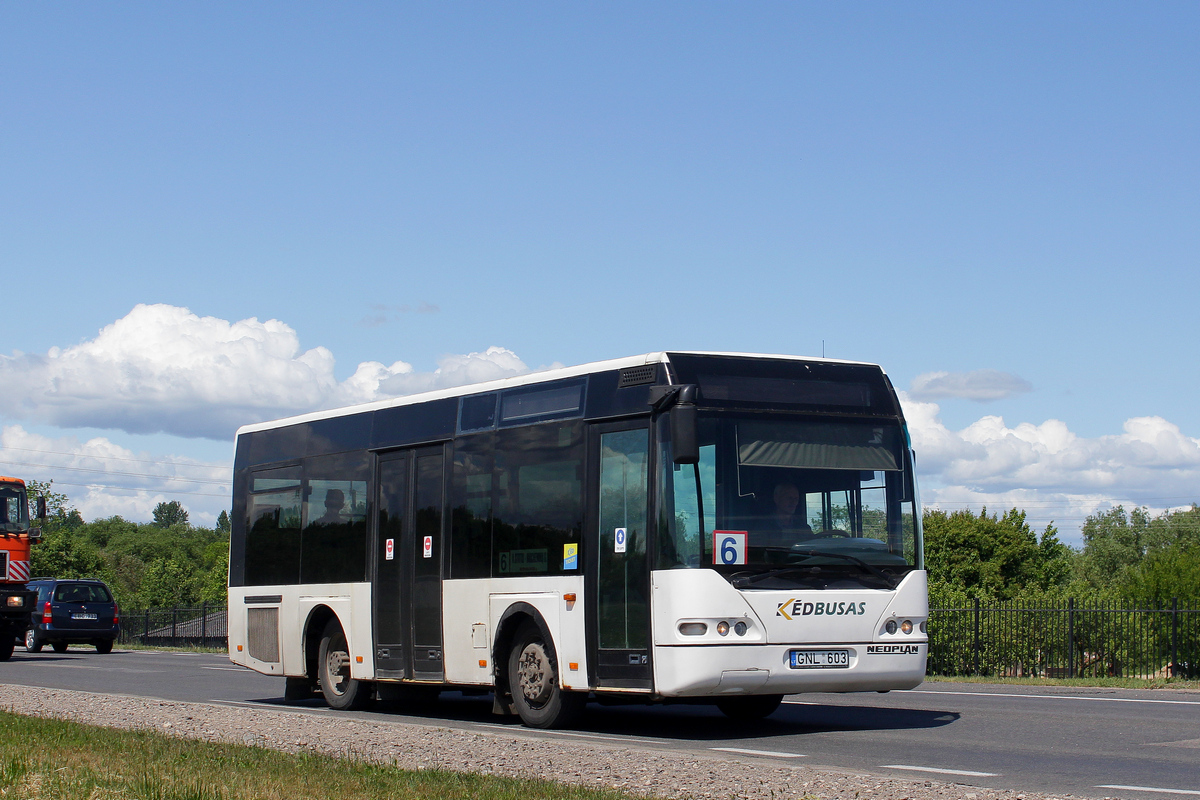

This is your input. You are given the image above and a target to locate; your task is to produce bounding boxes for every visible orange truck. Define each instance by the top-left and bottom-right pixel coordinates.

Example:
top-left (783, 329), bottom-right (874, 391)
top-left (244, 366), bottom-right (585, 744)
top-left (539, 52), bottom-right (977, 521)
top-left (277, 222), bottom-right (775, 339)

top-left (0, 477), bottom-right (43, 660)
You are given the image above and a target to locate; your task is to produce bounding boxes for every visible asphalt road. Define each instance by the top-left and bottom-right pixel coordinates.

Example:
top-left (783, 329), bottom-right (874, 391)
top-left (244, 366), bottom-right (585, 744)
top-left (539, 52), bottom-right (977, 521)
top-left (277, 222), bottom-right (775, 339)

top-left (2, 647), bottom-right (1197, 800)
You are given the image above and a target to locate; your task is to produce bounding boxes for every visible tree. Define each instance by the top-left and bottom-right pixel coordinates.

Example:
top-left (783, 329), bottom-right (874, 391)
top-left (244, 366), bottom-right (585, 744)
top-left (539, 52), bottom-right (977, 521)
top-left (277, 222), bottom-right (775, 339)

top-left (31, 529), bottom-right (106, 580)
top-left (923, 507), bottom-right (1073, 600)
top-left (152, 501), bottom-right (189, 528)
top-left (137, 558), bottom-right (196, 607)
top-left (23, 479), bottom-right (83, 528)
top-left (216, 510), bottom-right (231, 534)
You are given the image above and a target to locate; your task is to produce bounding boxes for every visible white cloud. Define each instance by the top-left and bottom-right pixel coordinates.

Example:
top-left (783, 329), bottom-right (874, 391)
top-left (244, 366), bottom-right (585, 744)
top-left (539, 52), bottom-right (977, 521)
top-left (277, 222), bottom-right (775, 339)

top-left (909, 369), bottom-right (1033, 402)
top-left (0, 304), bottom-right (531, 440)
top-left (0, 425), bottom-right (232, 526)
top-left (902, 392), bottom-right (1200, 541)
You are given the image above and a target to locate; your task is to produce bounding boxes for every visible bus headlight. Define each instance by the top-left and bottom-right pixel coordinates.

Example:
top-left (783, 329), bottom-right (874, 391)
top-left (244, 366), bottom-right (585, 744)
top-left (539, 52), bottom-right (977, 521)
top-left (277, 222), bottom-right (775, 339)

top-left (900, 620), bottom-right (913, 635)
top-left (734, 621), bottom-right (747, 636)
top-left (885, 620), bottom-right (897, 635)
top-left (678, 622), bottom-right (707, 636)
top-left (716, 621), bottom-right (730, 636)
top-left (920, 620), bottom-right (927, 634)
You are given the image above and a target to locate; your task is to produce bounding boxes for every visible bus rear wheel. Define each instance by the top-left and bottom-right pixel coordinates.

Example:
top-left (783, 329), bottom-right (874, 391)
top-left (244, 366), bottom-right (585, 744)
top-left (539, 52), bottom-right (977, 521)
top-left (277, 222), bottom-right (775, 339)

top-left (716, 694), bottom-right (784, 720)
top-left (318, 619), bottom-right (372, 710)
top-left (507, 622), bottom-right (584, 729)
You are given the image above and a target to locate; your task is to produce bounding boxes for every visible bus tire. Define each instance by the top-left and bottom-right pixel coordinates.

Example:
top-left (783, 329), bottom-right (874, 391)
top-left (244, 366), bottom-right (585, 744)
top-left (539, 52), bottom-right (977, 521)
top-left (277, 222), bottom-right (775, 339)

top-left (318, 619), bottom-right (372, 711)
top-left (716, 694), bottom-right (784, 720)
top-left (507, 622), bottom-right (584, 729)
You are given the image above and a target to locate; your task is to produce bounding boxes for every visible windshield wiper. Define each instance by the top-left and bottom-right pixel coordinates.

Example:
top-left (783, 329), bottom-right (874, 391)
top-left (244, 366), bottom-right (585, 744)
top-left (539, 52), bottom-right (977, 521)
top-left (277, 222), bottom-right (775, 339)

top-left (793, 550), bottom-right (898, 586)
top-left (730, 551), bottom-right (897, 589)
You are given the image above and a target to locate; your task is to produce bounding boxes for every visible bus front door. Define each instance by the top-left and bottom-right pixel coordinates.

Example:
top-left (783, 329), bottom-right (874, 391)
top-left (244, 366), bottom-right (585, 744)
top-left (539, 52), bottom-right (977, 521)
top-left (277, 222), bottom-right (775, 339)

top-left (587, 423), bottom-right (653, 690)
top-left (373, 445), bottom-right (446, 681)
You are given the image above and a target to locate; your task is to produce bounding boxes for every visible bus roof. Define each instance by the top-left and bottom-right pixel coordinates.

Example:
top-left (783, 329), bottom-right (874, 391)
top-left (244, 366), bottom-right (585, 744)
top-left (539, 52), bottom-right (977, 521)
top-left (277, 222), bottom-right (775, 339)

top-left (235, 350), bottom-right (885, 438)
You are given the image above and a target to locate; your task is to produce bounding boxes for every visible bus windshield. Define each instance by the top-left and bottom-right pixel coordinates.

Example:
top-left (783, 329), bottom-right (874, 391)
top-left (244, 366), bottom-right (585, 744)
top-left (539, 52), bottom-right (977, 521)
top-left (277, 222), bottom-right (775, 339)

top-left (0, 483), bottom-right (30, 533)
top-left (657, 413), bottom-right (921, 590)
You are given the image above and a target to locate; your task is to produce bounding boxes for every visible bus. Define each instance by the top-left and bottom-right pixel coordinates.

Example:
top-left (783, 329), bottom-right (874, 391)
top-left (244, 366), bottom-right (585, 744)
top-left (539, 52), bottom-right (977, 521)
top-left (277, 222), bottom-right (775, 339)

top-left (227, 351), bottom-right (927, 728)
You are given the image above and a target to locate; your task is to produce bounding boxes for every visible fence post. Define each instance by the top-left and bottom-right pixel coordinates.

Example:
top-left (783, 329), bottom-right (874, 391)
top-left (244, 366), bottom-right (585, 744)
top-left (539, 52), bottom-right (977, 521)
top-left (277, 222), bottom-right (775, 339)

top-left (202, 602), bottom-right (207, 644)
top-left (144, 608), bottom-right (149, 644)
top-left (172, 606), bottom-right (178, 647)
top-left (1171, 597), bottom-right (1179, 678)
top-left (1067, 597), bottom-right (1076, 679)
top-left (973, 597), bottom-right (981, 676)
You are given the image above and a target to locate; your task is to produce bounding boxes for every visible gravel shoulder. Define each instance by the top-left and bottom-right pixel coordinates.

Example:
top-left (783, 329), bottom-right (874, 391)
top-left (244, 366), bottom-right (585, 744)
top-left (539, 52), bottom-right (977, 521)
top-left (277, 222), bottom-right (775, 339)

top-left (0, 684), bottom-right (1097, 800)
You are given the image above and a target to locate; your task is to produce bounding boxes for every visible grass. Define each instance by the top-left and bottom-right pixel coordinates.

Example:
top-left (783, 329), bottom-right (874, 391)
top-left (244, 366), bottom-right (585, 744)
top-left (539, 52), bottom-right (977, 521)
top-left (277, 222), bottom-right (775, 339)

top-left (0, 711), bottom-right (639, 800)
top-left (925, 673), bottom-right (1200, 691)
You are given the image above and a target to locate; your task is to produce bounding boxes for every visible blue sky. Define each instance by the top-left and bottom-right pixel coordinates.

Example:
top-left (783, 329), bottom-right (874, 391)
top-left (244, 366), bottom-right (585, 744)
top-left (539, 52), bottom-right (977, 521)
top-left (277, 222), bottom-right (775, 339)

top-left (2, 3), bottom-right (1197, 541)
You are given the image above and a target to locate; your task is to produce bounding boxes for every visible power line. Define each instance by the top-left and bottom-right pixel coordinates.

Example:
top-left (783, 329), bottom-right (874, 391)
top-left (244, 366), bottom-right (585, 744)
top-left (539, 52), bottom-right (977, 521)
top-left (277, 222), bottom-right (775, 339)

top-left (34, 479), bottom-right (230, 499)
top-left (0, 459), bottom-right (230, 487)
top-left (0, 445), bottom-right (231, 472)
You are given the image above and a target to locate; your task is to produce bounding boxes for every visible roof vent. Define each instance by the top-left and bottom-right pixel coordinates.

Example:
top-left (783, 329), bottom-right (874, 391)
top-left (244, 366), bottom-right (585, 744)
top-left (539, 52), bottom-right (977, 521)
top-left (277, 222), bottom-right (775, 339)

top-left (618, 365), bottom-right (657, 388)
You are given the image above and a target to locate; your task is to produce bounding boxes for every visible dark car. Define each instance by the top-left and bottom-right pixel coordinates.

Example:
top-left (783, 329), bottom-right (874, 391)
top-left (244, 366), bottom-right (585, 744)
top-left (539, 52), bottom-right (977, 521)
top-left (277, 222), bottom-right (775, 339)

top-left (24, 578), bottom-right (120, 654)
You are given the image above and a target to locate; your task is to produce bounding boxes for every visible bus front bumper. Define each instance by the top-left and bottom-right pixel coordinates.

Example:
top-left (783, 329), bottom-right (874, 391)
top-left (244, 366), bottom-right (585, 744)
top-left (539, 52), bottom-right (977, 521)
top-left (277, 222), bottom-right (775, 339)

top-left (652, 642), bottom-right (927, 697)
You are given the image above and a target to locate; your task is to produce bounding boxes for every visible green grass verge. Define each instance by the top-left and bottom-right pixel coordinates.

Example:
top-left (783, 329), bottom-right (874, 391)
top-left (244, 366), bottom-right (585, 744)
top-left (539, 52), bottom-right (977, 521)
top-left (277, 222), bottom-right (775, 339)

top-left (925, 673), bottom-right (1200, 690)
top-left (0, 711), bottom-right (639, 800)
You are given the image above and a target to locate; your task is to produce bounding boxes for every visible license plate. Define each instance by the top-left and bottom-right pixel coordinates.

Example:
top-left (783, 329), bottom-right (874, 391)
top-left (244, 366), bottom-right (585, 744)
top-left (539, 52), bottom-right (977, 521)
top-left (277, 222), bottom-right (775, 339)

top-left (71, 613), bottom-right (97, 620)
top-left (789, 649), bottom-right (850, 669)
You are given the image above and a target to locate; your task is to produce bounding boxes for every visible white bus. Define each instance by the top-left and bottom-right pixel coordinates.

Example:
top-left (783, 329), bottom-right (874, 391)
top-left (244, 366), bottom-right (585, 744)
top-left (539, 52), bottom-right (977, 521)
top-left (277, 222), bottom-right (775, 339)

top-left (228, 352), bottom-right (927, 728)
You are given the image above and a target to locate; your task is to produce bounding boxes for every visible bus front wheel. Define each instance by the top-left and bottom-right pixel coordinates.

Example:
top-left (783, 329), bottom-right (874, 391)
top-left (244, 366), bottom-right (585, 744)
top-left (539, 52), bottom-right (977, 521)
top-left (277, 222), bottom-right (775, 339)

top-left (507, 622), bottom-right (584, 729)
top-left (716, 694), bottom-right (784, 720)
top-left (318, 619), bottom-right (372, 711)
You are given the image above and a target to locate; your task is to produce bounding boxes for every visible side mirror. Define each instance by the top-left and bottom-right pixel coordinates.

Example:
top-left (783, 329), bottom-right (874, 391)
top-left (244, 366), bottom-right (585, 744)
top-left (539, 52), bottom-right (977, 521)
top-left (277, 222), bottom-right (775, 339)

top-left (670, 386), bottom-right (699, 465)
top-left (36, 496), bottom-right (47, 521)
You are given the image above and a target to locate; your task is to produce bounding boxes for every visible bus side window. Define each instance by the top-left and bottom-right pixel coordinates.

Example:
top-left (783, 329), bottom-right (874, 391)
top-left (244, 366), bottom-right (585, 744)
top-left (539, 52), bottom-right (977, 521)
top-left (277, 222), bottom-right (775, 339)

top-left (244, 466), bottom-right (302, 586)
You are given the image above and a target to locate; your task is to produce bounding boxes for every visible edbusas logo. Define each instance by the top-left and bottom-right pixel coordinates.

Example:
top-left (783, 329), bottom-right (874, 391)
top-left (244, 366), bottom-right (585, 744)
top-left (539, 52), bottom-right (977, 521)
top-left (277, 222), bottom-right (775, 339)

top-left (776, 599), bottom-right (867, 620)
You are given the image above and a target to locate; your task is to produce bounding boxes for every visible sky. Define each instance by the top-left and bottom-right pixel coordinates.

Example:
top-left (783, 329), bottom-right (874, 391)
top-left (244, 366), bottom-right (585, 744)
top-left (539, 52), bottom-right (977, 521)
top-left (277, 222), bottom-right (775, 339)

top-left (1, 3), bottom-right (1197, 544)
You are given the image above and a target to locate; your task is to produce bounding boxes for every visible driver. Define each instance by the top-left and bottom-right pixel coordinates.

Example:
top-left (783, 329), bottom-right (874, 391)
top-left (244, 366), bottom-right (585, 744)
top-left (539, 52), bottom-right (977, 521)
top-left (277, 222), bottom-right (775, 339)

top-left (758, 483), bottom-right (814, 547)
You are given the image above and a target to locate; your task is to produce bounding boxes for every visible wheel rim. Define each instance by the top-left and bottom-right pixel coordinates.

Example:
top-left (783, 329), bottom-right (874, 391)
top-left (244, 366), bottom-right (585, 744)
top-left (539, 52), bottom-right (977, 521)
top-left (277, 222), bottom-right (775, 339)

top-left (324, 634), bottom-right (351, 696)
top-left (516, 641), bottom-right (554, 707)
top-left (25, 630), bottom-right (33, 649)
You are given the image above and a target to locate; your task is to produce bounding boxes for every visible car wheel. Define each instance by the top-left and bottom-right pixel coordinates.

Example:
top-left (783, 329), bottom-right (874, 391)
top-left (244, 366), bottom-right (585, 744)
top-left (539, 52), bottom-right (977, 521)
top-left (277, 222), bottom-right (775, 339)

top-left (51, 641), bottom-right (68, 653)
top-left (716, 694), bottom-right (784, 720)
top-left (506, 621), bottom-right (585, 729)
top-left (95, 639), bottom-right (113, 654)
top-left (317, 619), bottom-right (372, 710)
top-left (24, 629), bottom-right (42, 653)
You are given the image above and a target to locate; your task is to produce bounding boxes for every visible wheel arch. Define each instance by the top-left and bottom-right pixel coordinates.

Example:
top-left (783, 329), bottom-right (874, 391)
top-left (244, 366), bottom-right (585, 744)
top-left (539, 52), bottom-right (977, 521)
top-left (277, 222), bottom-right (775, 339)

top-left (300, 604), bottom-right (340, 681)
top-left (492, 602), bottom-right (556, 700)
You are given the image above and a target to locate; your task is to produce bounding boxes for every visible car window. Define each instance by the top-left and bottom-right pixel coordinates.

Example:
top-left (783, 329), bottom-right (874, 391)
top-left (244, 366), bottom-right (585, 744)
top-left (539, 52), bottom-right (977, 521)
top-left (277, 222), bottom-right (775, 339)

top-left (53, 584), bottom-right (112, 603)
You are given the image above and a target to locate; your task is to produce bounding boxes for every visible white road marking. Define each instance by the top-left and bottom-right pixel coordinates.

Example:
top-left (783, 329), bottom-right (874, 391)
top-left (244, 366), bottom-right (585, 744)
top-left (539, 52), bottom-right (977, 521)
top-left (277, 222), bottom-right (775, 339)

top-left (880, 764), bottom-right (998, 777)
top-left (909, 689), bottom-right (1200, 707)
top-left (1097, 786), bottom-right (1200, 796)
top-left (712, 747), bottom-right (806, 758)
top-left (472, 723), bottom-right (667, 744)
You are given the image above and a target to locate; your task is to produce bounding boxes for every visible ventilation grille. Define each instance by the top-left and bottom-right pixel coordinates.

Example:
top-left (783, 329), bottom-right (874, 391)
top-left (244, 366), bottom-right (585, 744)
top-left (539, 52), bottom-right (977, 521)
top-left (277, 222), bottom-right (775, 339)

top-left (247, 607), bottom-right (280, 663)
top-left (618, 365), bottom-right (657, 387)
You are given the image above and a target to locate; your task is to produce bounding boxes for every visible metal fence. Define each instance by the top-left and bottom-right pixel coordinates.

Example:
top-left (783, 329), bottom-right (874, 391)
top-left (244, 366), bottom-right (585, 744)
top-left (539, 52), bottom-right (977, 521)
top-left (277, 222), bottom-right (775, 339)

top-left (119, 599), bottom-right (1200, 679)
top-left (119, 605), bottom-right (228, 649)
top-left (929, 599), bottom-right (1200, 679)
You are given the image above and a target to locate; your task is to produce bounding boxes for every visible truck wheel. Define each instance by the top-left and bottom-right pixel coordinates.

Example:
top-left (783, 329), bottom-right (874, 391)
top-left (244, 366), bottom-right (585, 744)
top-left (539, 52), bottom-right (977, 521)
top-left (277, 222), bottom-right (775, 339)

top-left (507, 621), bottom-right (584, 729)
top-left (24, 629), bottom-right (42, 653)
top-left (0, 637), bottom-right (13, 661)
top-left (51, 641), bottom-right (68, 654)
top-left (317, 619), bottom-right (372, 710)
top-left (95, 639), bottom-right (113, 654)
